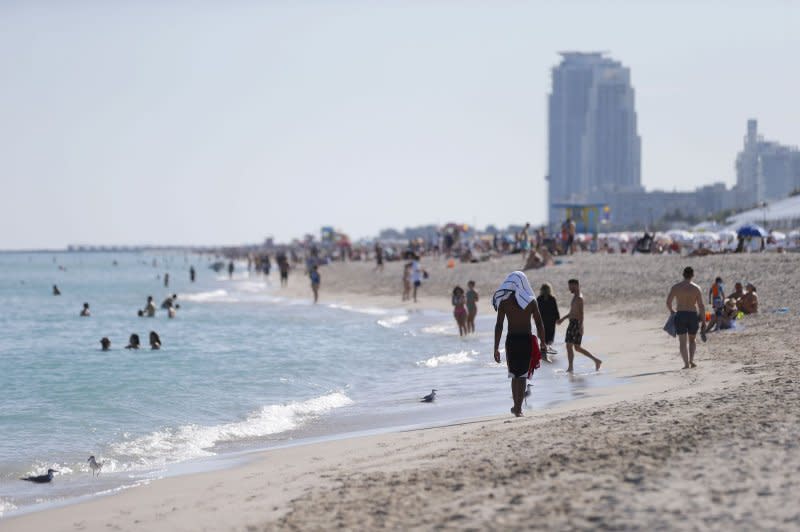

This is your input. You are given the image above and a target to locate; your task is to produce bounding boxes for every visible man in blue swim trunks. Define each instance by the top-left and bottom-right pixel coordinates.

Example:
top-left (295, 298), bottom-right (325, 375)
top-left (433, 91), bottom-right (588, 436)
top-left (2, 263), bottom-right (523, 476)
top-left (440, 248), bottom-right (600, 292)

top-left (666, 266), bottom-right (706, 369)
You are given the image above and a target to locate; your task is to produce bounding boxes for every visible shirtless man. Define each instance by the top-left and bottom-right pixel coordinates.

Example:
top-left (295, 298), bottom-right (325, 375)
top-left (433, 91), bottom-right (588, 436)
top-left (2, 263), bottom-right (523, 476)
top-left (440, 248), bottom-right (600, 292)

top-left (666, 266), bottom-right (706, 369)
top-left (727, 282), bottom-right (745, 304)
top-left (143, 296), bottom-right (157, 317)
top-left (494, 286), bottom-right (547, 417)
top-left (557, 279), bottom-right (602, 372)
top-left (739, 283), bottom-right (759, 314)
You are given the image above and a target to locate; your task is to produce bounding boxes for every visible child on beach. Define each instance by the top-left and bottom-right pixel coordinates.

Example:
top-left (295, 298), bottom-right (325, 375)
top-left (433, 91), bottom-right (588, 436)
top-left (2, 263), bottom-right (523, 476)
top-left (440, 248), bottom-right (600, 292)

top-left (452, 286), bottom-right (467, 336)
top-left (466, 281), bottom-right (479, 334)
top-left (709, 277), bottom-right (725, 319)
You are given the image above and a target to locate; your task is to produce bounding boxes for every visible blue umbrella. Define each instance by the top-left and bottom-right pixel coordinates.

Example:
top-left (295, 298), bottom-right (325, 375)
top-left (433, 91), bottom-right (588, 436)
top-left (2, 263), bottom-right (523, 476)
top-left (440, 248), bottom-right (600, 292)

top-left (737, 224), bottom-right (767, 238)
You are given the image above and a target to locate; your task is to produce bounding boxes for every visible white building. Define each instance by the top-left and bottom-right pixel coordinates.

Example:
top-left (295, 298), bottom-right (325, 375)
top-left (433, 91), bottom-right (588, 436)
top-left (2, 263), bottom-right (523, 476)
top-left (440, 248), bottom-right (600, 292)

top-left (735, 119), bottom-right (800, 208)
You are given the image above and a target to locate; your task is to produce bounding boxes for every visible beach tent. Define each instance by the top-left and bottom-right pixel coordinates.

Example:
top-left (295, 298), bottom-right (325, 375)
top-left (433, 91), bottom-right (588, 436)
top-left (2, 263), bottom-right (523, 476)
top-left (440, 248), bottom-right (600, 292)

top-left (726, 194), bottom-right (800, 229)
top-left (694, 232), bottom-right (719, 243)
top-left (737, 224), bottom-right (767, 238)
top-left (667, 230), bottom-right (693, 243)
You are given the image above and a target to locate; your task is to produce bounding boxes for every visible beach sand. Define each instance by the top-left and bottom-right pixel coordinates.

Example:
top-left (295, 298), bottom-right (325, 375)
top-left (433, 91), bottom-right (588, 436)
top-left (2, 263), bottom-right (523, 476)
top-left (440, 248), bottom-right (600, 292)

top-left (5, 252), bottom-right (799, 531)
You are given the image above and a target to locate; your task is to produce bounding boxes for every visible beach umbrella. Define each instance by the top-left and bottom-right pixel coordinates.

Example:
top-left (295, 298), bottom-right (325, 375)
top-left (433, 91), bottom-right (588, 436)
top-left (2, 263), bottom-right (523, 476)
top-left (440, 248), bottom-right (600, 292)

top-left (667, 230), bottom-right (693, 243)
top-left (694, 232), bottom-right (719, 243)
top-left (737, 224), bottom-right (767, 238)
top-left (770, 231), bottom-right (786, 241)
top-left (653, 232), bottom-right (671, 241)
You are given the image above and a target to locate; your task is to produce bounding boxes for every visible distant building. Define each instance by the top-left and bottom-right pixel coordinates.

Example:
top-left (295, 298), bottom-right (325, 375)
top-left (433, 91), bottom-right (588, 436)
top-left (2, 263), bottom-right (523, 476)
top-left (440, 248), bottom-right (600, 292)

top-left (735, 119), bottom-right (800, 208)
top-left (547, 52), bottom-right (642, 226)
top-left (599, 182), bottom-right (735, 229)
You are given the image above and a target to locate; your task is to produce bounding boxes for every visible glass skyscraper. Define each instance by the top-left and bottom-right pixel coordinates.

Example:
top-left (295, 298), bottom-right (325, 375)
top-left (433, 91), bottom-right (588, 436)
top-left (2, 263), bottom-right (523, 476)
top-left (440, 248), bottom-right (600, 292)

top-left (547, 52), bottom-right (641, 226)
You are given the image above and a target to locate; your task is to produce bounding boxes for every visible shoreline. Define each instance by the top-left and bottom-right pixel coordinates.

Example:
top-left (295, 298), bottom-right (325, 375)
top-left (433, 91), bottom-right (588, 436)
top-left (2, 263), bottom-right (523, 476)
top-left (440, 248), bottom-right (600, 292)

top-left (4, 252), bottom-right (799, 530)
top-left (2, 299), bottom-right (735, 530)
top-left (0, 288), bottom-right (639, 523)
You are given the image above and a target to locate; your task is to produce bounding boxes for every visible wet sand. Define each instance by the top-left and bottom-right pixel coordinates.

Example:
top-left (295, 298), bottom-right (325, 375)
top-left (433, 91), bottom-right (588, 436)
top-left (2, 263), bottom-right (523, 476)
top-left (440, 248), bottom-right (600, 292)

top-left (5, 252), bottom-right (800, 531)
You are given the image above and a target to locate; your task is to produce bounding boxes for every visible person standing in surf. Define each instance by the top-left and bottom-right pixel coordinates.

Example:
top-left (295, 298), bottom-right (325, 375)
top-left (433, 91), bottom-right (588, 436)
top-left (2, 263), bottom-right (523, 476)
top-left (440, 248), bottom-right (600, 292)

top-left (493, 271), bottom-right (547, 417)
top-left (465, 281), bottom-right (479, 334)
top-left (310, 265), bottom-right (321, 303)
top-left (452, 286), bottom-right (467, 336)
top-left (536, 283), bottom-right (559, 358)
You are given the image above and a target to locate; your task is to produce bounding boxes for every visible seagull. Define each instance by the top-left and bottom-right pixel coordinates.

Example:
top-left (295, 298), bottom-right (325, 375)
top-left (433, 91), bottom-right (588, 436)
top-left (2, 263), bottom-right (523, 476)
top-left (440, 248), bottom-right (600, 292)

top-left (88, 456), bottom-right (104, 477)
top-left (421, 389), bottom-right (437, 403)
top-left (21, 469), bottom-right (58, 483)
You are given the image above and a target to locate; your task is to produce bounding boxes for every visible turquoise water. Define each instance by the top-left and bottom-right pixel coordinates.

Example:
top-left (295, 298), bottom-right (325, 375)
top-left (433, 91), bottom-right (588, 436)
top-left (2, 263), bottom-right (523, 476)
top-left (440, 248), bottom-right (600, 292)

top-left (0, 252), bottom-right (620, 516)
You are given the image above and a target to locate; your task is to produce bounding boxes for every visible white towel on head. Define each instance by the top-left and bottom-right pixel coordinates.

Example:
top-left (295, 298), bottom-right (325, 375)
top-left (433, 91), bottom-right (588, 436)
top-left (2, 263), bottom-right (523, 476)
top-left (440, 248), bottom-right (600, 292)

top-left (492, 271), bottom-right (535, 311)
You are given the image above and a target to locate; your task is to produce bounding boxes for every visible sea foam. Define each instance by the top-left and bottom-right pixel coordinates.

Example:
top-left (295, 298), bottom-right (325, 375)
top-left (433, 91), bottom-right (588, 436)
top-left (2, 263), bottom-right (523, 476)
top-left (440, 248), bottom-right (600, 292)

top-left (376, 315), bottom-right (410, 328)
top-left (108, 392), bottom-right (353, 470)
top-left (416, 350), bottom-right (480, 368)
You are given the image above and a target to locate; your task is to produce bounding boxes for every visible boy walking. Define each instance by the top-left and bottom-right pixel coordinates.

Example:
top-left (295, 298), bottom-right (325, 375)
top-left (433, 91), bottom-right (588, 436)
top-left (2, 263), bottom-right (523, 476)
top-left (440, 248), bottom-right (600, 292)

top-left (557, 279), bottom-right (602, 372)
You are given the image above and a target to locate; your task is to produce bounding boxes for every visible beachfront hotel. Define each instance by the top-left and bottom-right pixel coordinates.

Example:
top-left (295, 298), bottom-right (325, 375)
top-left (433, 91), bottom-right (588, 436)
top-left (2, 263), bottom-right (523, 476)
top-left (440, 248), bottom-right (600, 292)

top-left (735, 119), bottom-right (800, 208)
top-left (546, 52), bottom-right (642, 227)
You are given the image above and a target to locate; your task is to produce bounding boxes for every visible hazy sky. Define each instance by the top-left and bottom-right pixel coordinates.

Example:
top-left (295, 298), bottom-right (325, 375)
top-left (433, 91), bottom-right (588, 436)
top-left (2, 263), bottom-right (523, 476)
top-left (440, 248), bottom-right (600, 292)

top-left (1, 1), bottom-right (798, 249)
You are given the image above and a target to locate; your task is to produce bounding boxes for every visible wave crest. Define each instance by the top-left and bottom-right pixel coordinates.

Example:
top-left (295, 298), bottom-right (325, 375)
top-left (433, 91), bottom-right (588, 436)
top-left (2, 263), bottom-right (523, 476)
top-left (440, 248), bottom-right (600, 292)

top-left (416, 350), bottom-right (479, 368)
top-left (108, 392), bottom-right (353, 469)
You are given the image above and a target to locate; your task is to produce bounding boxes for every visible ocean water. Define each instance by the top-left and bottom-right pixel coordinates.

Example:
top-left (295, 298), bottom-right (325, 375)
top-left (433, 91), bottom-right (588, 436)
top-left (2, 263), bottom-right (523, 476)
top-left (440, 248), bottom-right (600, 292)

top-left (0, 252), bottom-right (620, 517)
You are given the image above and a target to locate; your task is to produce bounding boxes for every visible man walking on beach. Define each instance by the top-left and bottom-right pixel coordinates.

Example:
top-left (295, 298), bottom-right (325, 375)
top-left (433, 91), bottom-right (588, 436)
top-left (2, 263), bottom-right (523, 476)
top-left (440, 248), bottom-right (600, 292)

top-left (558, 279), bottom-right (602, 372)
top-left (493, 271), bottom-right (547, 417)
top-left (666, 266), bottom-right (706, 369)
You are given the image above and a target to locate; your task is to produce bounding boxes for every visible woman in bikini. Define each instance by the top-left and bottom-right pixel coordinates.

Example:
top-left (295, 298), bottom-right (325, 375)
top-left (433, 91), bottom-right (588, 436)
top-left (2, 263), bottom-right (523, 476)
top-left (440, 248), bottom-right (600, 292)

top-left (452, 286), bottom-right (467, 337)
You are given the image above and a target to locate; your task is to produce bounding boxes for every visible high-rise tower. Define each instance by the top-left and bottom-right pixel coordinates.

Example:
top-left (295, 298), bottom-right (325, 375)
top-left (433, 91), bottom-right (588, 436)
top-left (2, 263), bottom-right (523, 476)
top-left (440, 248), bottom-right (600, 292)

top-left (547, 52), bottom-right (641, 225)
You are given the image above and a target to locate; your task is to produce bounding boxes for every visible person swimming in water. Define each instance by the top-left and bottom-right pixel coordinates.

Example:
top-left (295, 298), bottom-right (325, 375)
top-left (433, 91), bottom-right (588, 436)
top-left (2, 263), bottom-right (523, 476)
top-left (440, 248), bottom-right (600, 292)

top-left (143, 296), bottom-right (156, 317)
top-left (452, 286), bottom-right (467, 336)
top-left (126, 334), bottom-right (140, 349)
top-left (149, 331), bottom-right (161, 350)
top-left (168, 304), bottom-right (179, 319)
top-left (100, 337), bottom-right (111, 351)
top-left (53, 284), bottom-right (61, 296)
top-left (161, 294), bottom-right (177, 309)
top-left (80, 303), bottom-right (91, 317)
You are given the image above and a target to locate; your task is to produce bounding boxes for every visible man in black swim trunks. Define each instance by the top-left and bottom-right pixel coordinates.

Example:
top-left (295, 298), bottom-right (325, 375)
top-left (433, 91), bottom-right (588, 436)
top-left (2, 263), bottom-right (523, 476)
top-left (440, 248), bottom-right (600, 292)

top-left (493, 272), bottom-right (547, 417)
top-left (557, 279), bottom-right (602, 372)
top-left (666, 266), bottom-right (706, 369)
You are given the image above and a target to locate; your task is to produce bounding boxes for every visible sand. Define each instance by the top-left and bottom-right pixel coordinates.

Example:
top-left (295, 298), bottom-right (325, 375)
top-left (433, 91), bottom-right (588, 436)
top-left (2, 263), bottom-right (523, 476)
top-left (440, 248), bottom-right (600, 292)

top-left (4, 252), bottom-right (800, 531)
